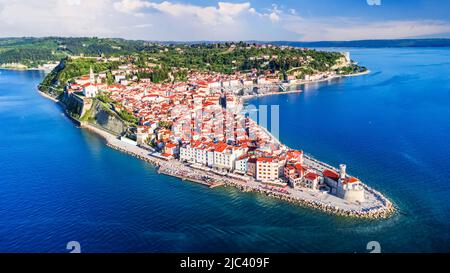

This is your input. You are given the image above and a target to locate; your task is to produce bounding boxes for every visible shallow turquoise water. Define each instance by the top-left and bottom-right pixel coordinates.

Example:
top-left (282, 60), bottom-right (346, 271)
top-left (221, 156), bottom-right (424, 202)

top-left (0, 48), bottom-right (449, 252)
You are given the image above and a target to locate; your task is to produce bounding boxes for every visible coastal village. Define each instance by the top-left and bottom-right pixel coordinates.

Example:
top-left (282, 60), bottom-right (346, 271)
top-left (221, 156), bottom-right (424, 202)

top-left (56, 45), bottom-right (392, 218)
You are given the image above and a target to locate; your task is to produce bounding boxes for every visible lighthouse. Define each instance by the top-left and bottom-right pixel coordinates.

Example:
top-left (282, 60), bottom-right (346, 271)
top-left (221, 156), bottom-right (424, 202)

top-left (339, 164), bottom-right (347, 179)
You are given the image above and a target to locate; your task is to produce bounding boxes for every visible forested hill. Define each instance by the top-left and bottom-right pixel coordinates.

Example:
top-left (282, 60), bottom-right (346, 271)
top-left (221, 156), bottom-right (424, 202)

top-left (39, 42), bottom-right (362, 97)
top-left (0, 37), bottom-right (149, 68)
top-left (2, 37), bottom-right (449, 69)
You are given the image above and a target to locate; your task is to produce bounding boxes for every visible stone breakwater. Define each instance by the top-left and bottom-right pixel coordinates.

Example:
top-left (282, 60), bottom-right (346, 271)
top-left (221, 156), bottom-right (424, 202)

top-left (221, 178), bottom-right (395, 220)
top-left (84, 123), bottom-right (394, 219)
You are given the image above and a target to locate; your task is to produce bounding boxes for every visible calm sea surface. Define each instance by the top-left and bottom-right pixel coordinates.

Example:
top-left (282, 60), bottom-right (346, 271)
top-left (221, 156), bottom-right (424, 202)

top-left (0, 48), bottom-right (449, 252)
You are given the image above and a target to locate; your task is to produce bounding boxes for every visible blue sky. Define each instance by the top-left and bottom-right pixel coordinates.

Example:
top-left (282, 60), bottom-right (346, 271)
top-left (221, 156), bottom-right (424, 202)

top-left (0, 0), bottom-right (450, 41)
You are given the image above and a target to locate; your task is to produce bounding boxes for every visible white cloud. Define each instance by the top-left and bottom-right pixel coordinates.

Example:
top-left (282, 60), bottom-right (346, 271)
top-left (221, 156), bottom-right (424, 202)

top-left (282, 15), bottom-right (450, 41)
top-left (113, 0), bottom-right (253, 25)
top-left (268, 12), bottom-right (280, 23)
top-left (0, 0), bottom-right (117, 37)
top-left (109, 0), bottom-right (278, 40)
top-left (258, 4), bottom-right (282, 23)
top-left (66, 0), bottom-right (81, 6)
top-left (0, 0), bottom-right (449, 41)
top-left (112, 0), bottom-right (148, 16)
top-left (131, 23), bottom-right (153, 28)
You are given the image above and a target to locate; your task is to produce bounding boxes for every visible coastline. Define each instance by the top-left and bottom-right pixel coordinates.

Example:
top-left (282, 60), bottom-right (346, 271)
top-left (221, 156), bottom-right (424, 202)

top-left (36, 68), bottom-right (394, 219)
top-left (240, 70), bottom-right (370, 102)
top-left (81, 121), bottom-right (394, 219)
top-left (37, 89), bottom-right (59, 103)
top-left (0, 67), bottom-right (50, 72)
top-left (341, 69), bottom-right (371, 77)
top-left (240, 89), bottom-right (303, 102)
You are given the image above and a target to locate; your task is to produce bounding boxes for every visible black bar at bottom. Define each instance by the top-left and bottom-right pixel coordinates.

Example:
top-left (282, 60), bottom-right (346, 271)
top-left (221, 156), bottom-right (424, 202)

top-left (0, 253), bottom-right (448, 272)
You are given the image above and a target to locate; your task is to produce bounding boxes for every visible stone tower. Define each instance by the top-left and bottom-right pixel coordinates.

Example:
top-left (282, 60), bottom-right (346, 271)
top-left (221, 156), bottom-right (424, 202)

top-left (339, 164), bottom-right (347, 179)
top-left (89, 67), bottom-right (95, 84)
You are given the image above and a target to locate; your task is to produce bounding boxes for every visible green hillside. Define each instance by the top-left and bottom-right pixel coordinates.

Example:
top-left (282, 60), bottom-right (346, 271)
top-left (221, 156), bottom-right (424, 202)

top-left (0, 37), bottom-right (148, 68)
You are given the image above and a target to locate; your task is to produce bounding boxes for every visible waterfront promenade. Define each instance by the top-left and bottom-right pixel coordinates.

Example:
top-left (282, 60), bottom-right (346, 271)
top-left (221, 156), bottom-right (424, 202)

top-left (81, 122), bottom-right (394, 219)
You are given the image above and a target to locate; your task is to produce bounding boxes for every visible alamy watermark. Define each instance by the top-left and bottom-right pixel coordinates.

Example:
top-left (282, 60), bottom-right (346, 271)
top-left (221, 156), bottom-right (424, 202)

top-left (66, 241), bottom-right (81, 253)
top-left (64, 240), bottom-right (379, 253)
top-left (170, 103), bottom-right (280, 143)
top-left (367, 241), bottom-right (381, 253)
top-left (242, 104), bottom-right (280, 140)
top-left (367, 0), bottom-right (382, 6)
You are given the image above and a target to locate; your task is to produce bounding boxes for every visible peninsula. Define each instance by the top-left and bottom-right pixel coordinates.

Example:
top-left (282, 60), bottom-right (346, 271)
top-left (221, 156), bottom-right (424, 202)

top-left (37, 41), bottom-right (393, 219)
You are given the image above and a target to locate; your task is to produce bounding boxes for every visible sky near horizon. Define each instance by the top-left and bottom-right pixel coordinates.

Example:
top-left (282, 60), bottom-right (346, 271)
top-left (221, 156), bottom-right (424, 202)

top-left (1, 0), bottom-right (450, 41)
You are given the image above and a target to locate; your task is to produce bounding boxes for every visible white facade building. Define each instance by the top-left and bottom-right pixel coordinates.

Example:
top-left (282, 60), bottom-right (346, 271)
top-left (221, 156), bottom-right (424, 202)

top-left (323, 164), bottom-right (365, 203)
top-left (83, 84), bottom-right (98, 98)
top-left (83, 67), bottom-right (98, 98)
top-left (180, 142), bottom-right (247, 172)
top-left (179, 142), bottom-right (210, 166)
top-left (180, 146), bottom-right (198, 163)
top-left (82, 67), bottom-right (98, 98)
top-left (115, 74), bottom-right (126, 83)
top-left (304, 172), bottom-right (320, 190)
top-left (256, 158), bottom-right (280, 182)
top-left (234, 156), bottom-right (248, 174)
top-left (213, 149), bottom-right (236, 171)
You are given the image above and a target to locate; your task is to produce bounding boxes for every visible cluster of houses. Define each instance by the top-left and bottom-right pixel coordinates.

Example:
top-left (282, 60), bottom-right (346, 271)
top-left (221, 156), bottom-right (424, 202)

top-left (176, 138), bottom-right (364, 202)
top-left (63, 52), bottom-right (365, 203)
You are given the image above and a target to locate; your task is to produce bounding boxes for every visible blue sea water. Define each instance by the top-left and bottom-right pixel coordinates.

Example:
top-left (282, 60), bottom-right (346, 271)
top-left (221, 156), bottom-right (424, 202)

top-left (0, 48), bottom-right (449, 253)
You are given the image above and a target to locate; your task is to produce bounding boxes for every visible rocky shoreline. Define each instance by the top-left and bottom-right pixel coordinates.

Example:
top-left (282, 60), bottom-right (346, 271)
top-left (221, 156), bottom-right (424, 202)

top-left (113, 142), bottom-right (394, 219)
top-left (84, 122), bottom-right (394, 220)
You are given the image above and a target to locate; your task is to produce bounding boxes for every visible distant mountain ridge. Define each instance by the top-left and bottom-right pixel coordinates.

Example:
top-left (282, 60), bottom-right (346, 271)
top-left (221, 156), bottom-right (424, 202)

top-left (159, 38), bottom-right (450, 48)
top-left (259, 39), bottom-right (450, 48)
top-left (1, 37), bottom-right (449, 69)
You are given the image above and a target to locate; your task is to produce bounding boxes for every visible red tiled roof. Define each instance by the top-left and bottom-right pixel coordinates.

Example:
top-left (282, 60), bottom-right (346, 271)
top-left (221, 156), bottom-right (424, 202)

top-left (323, 169), bottom-right (339, 180)
top-left (237, 154), bottom-right (250, 160)
top-left (165, 143), bottom-right (177, 148)
top-left (287, 150), bottom-right (303, 158)
top-left (214, 142), bottom-right (228, 153)
top-left (294, 163), bottom-right (305, 172)
top-left (347, 177), bottom-right (359, 183)
top-left (305, 172), bottom-right (319, 180)
top-left (257, 157), bottom-right (273, 163)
